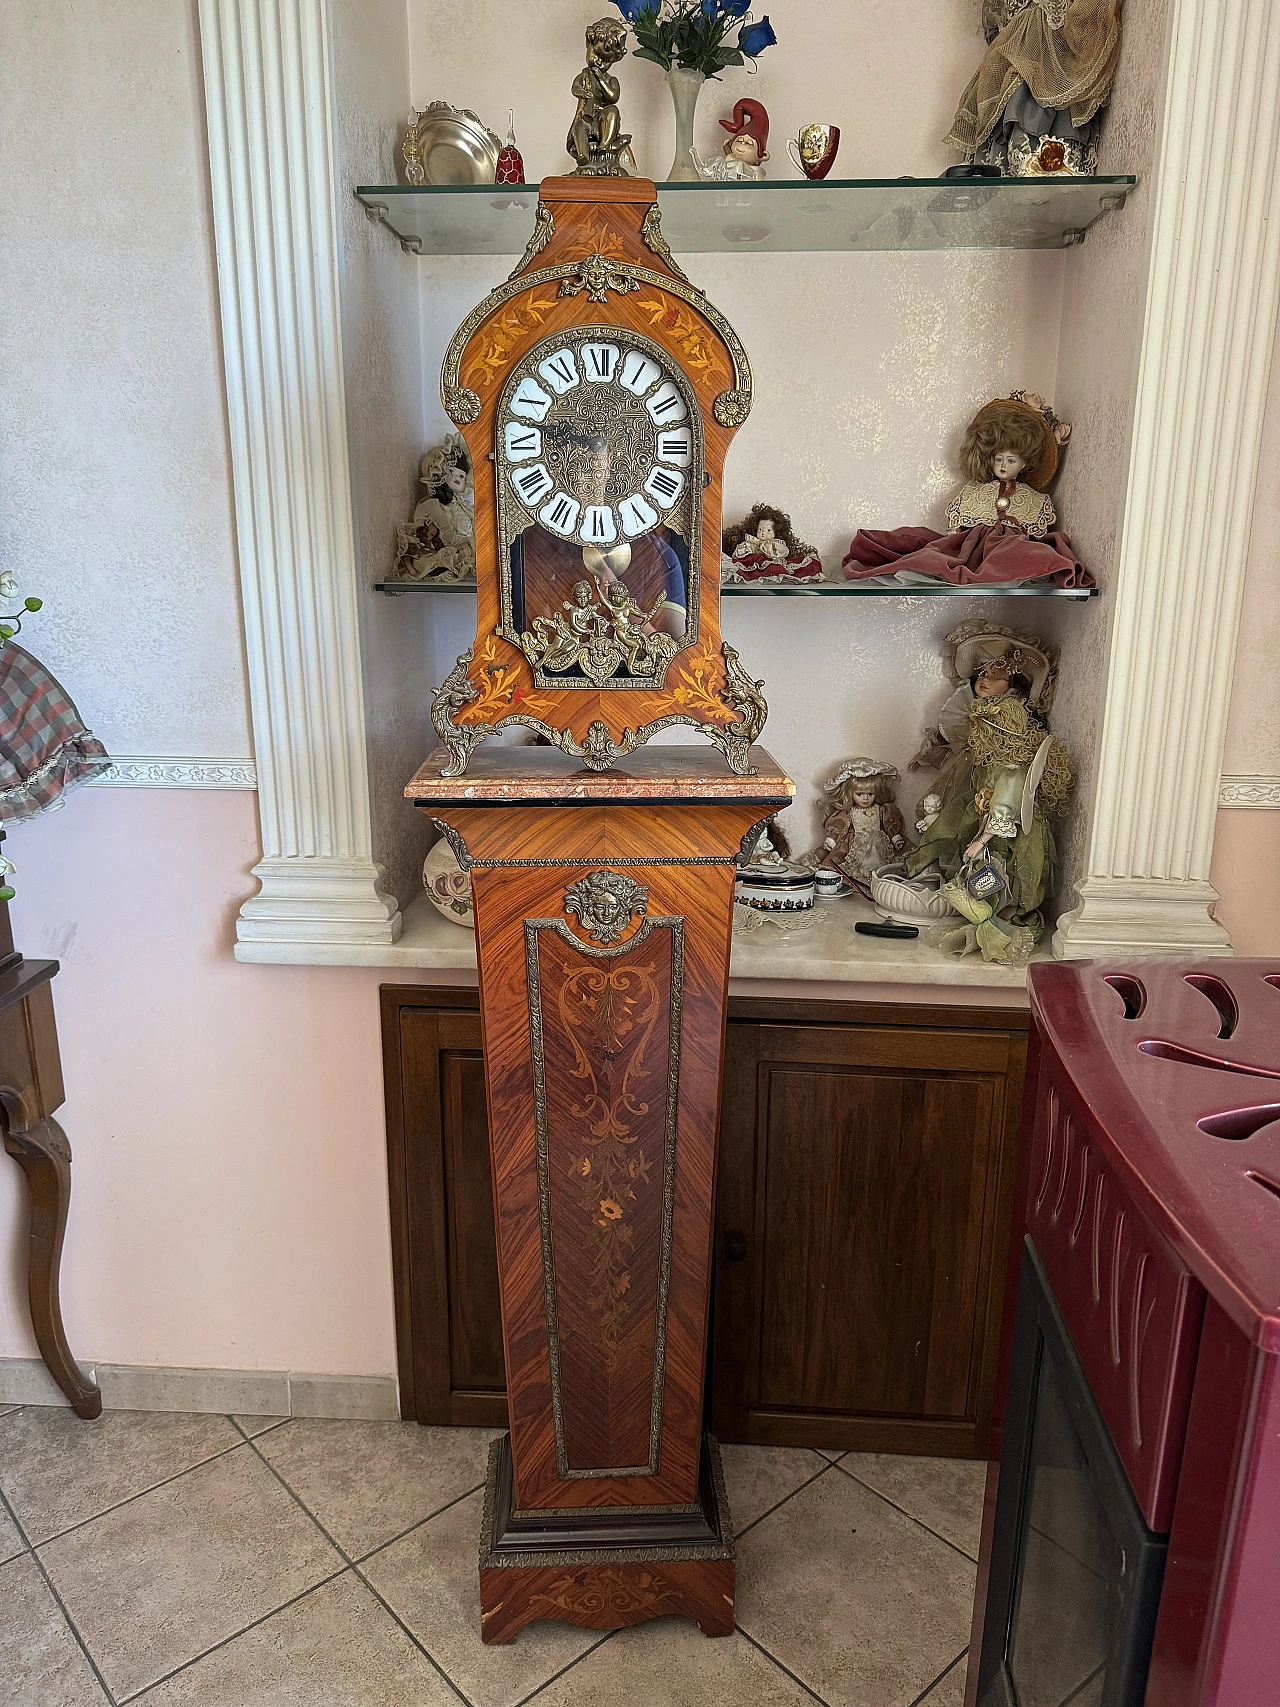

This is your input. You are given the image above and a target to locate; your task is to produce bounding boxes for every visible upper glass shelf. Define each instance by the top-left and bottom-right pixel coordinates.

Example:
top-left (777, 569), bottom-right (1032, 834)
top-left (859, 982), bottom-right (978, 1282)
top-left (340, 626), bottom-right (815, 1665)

top-left (374, 581), bottom-right (1099, 601)
top-left (355, 176), bottom-right (1134, 257)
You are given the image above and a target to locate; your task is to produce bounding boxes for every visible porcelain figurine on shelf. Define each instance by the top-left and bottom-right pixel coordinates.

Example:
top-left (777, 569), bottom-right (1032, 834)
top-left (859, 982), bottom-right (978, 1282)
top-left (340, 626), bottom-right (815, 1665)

top-left (946, 0), bottom-right (1123, 178)
top-left (906, 620), bottom-right (1075, 963)
top-left (393, 432), bottom-right (476, 583)
top-left (806, 757), bottom-right (908, 883)
top-left (843, 392), bottom-right (1095, 590)
top-left (692, 98), bottom-right (770, 181)
top-left (721, 504), bottom-right (823, 584)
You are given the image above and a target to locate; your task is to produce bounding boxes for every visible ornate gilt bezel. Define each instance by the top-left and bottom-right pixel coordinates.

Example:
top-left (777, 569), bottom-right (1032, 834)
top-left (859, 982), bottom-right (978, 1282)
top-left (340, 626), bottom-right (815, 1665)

top-left (440, 257), bottom-right (753, 433)
top-left (494, 325), bottom-right (705, 689)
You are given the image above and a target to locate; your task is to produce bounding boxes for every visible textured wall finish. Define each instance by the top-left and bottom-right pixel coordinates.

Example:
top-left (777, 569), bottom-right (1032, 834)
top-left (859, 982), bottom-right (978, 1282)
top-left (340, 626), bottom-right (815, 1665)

top-left (0, 0), bottom-right (248, 758)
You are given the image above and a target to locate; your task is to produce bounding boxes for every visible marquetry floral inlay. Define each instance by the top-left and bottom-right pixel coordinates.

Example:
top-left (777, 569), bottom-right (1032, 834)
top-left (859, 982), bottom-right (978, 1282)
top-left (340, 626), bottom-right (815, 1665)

top-left (559, 960), bottom-right (663, 1358)
top-left (453, 636), bottom-right (558, 725)
top-left (637, 298), bottom-right (718, 378)
top-left (669, 641), bottom-right (737, 725)
top-left (467, 295), bottom-right (559, 387)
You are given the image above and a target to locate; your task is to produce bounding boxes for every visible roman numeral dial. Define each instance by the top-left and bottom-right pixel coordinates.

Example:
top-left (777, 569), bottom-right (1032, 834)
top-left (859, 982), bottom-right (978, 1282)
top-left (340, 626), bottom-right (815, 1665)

top-left (497, 330), bottom-right (701, 553)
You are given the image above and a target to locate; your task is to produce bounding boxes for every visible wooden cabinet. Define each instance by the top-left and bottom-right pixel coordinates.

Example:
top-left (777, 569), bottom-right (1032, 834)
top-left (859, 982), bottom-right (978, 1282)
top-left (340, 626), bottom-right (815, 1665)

top-left (382, 986), bottom-right (1026, 1457)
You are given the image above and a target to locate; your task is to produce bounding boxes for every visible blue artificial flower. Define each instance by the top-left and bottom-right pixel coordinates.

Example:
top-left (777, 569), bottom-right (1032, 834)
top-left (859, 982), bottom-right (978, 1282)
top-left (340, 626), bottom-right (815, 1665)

top-left (611, 0), bottom-right (646, 19)
top-left (738, 15), bottom-right (777, 55)
top-left (701, 0), bottom-right (719, 14)
top-left (721, 0), bottom-right (751, 14)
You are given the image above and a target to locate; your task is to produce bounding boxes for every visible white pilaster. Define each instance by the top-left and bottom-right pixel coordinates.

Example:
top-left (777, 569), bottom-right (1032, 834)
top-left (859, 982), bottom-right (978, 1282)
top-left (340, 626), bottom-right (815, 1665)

top-left (197, 0), bottom-right (400, 952)
top-left (1055, 0), bottom-right (1280, 959)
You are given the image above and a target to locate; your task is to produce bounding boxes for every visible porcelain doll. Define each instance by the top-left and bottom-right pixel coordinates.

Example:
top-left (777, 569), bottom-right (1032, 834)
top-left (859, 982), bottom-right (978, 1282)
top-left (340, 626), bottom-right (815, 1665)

top-left (905, 621), bottom-right (1074, 963)
top-left (393, 432), bottom-right (476, 583)
top-left (946, 0), bottom-right (1123, 178)
top-left (807, 758), bottom-right (908, 883)
top-left (843, 392), bottom-right (1094, 590)
top-left (693, 99), bottom-right (770, 181)
top-left (722, 505), bottom-right (823, 584)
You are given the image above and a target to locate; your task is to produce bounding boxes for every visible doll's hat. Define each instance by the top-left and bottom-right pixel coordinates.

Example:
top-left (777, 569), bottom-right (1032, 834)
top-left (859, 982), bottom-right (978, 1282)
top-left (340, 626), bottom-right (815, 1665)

top-left (971, 392), bottom-right (1069, 490)
top-left (720, 99), bottom-right (769, 155)
top-left (824, 756), bottom-right (900, 794)
top-left (952, 629), bottom-right (1054, 709)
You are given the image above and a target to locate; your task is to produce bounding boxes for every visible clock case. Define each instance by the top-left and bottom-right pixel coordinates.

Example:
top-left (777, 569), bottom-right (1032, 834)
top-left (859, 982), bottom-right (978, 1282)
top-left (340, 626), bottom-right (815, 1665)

top-left (432, 176), bottom-right (763, 777)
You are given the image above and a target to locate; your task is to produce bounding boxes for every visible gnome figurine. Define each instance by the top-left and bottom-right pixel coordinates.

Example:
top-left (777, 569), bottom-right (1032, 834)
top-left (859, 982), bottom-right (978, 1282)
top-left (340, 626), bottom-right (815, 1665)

top-left (693, 98), bottom-right (770, 181)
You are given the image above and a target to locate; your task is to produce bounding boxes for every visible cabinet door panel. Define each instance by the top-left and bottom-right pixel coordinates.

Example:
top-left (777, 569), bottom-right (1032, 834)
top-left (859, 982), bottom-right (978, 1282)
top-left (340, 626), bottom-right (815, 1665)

top-left (441, 1046), bottom-right (505, 1396)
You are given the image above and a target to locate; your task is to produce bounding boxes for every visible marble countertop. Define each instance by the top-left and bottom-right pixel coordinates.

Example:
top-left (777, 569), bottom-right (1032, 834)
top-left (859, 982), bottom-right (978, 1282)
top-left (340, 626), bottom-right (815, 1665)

top-left (269, 892), bottom-right (1046, 992)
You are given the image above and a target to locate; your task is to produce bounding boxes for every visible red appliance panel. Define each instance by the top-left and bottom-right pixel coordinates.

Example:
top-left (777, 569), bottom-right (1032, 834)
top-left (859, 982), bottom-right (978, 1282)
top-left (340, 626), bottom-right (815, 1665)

top-left (1026, 1061), bottom-right (1204, 1532)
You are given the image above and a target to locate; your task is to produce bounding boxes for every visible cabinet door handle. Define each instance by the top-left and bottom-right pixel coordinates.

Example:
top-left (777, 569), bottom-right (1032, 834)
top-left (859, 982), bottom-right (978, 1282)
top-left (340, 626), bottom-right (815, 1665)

top-left (723, 1232), bottom-right (747, 1262)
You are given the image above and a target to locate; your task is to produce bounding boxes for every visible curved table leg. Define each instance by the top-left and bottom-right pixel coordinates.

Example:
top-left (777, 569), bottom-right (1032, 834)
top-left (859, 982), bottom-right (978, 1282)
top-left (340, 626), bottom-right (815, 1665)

top-left (3, 1115), bottom-right (102, 1418)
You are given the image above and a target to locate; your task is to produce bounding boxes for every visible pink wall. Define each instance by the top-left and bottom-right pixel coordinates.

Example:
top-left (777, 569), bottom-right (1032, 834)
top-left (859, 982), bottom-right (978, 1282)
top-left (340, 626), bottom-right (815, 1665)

top-left (0, 788), bottom-right (468, 1377)
top-left (1210, 809), bottom-right (1280, 958)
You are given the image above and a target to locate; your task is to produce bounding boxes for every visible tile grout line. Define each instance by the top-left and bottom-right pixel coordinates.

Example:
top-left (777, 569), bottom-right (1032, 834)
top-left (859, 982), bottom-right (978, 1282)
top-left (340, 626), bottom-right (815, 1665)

top-left (734, 1456), bottom-right (836, 1542)
top-left (832, 1460), bottom-right (981, 1565)
top-left (906, 1644), bottom-right (968, 1707)
top-left (0, 1479), bottom-right (118, 1706)
top-left (351, 1477), bottom-right (488, 1566)
top-left (513, 1629), bottom-right (618, 1705)
top-left (735, 1624), bottom-right (835, 1707)
top-left (118, 1566), bottom-right (351, 1704)
top-left (241, 1432), bottom-right (476, 1707)
top-left (21, 1433), bottom-right (255, 1552)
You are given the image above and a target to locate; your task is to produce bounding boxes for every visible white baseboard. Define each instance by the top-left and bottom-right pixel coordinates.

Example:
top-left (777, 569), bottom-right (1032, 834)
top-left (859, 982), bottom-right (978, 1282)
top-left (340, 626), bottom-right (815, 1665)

top-left (0, 1358), bottom-right (398, 1421)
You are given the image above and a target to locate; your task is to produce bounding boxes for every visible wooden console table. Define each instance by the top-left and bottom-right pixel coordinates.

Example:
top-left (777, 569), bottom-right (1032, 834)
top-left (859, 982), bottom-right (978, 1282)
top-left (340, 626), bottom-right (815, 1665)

top-left (0, 891), bottom-right (100, 1418)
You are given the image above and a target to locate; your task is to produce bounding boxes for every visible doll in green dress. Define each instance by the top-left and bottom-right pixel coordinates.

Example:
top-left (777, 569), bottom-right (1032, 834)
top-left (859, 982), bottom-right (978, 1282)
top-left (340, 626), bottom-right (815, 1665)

top-left (906, 621), bottom-right (1074, 963)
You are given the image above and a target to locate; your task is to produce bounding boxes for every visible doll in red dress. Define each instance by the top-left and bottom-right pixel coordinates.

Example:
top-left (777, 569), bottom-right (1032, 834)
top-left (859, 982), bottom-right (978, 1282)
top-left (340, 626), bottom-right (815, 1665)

top-left (843, 392), bottom-right (1094, 590)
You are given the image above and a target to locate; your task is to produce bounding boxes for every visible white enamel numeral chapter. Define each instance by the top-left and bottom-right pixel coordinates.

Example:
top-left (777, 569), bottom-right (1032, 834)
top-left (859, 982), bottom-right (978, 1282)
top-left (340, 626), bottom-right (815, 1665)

top-left (510, 463), bottom-right (554, 506)
top-left (656, 427), bottom-right (692, 469)
top-left (619, 350), bottom-right (663, 397)
top-left (504, 422), bottom-right (542, 461)
top-left (581, 342), bottom-right (621, 383)
top-left (619, 493), bottom-right (659, 537)
top-left (582, 505), bottom-right (618, 544)
top-left (538, 491), bottom-right (581, 536)
top-left (643, 465), bottom-right (685, 509)
top-left (645, 381), bottom-right (687, 426)
top-left (537, 348), bottom-right (580, 396)
top-left (510, 378), bottom-right (553, 421)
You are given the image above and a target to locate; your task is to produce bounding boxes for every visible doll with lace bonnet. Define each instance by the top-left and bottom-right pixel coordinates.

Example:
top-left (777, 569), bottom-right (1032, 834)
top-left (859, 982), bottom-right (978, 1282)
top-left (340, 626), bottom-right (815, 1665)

top-left (842, 392), bottom-right (1093, 590)
top-left (805, 757), bottom-right (908, 882)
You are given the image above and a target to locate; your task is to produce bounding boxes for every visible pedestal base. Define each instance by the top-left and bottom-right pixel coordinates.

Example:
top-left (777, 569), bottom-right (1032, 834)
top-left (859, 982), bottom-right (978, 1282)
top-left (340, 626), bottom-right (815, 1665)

top-left (478, 1436), bottom-right (736, 1644)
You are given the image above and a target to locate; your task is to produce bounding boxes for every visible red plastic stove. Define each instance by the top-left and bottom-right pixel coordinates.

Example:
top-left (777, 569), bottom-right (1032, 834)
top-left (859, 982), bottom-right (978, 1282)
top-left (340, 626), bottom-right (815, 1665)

top-left (968, 959), bottom-right (1280, 1707)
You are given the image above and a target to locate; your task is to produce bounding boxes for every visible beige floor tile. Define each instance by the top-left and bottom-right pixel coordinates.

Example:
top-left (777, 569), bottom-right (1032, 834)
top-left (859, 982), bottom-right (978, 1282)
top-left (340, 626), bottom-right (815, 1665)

top-left (719, 1444), bottom-right (828, 1534)
top-left (736, 1466), bottom-right (976, 1707)
top-left (839, 1454), bottom-right (987, 1559)
top-left (362, 1487), bottom-right (600, 1707)
top-left (39, 1444), bottom-right (342, 1700)
top-left (233, 1415), bottom-right (290, 1438)
top-left (814, 1448), bottom-right (847, 1462)
top-left (0, 1553), bottom-right (108, 1706)
top-left (534, 1619), bottom-right (818, 1707)
top-left (139, 1570), bottom-right (461, 1706)
top-left (0, 1405), bottom-right (240, 1545)
top-left (920, 1651), bottom-right (968, 1704)
top-left (256, 1419), bottom-right (497, 1558)
top-left (0, 1497), bottom-right (25, 1564)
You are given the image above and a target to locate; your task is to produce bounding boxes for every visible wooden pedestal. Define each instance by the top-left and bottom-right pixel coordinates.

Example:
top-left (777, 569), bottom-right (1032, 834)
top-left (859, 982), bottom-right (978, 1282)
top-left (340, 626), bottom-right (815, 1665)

top-left (407, 746), bottom-right (791, 1641)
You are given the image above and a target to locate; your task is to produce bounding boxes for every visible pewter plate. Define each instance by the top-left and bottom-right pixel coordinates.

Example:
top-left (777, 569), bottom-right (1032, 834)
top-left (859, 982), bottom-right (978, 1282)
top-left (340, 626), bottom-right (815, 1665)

top-left (414, 102), bottom-right (500, 185)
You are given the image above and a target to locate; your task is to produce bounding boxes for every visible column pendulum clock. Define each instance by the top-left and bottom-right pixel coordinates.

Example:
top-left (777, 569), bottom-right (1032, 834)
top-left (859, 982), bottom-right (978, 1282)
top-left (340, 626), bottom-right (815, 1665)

top-left (406, 149), bottom-right (791, 1643)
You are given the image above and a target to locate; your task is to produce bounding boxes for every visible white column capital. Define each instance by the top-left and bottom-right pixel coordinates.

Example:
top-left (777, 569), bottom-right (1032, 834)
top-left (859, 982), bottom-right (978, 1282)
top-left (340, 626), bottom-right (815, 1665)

top-left (1056, 0), bottom-right (1280, 961)
top-left (198, 0), bottom-right (400, 955)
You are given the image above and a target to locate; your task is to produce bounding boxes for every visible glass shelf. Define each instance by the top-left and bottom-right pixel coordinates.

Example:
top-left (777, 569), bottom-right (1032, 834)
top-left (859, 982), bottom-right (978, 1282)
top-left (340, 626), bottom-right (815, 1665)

top-left (356, 176), bottom-right (1133, 257)
top-left (375, 580), bottom-right (1099, 600)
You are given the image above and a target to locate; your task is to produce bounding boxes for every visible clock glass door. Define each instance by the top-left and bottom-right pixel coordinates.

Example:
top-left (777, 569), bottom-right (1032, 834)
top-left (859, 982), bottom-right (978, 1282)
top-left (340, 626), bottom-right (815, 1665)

top-left (496, 327), bottom-right (703, 689)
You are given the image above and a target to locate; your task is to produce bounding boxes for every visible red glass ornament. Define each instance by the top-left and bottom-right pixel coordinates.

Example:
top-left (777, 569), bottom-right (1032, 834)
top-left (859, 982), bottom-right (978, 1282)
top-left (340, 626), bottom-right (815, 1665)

top-left (496, 110), bottom-right (524, 185)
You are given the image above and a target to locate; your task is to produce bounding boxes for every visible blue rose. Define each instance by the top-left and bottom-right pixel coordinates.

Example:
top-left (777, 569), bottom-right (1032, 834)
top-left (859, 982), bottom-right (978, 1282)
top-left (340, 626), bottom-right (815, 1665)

top-left (721, 0), bottom-right (751, 14)
top-left (610, 0), bottom-right (646, 19)
top-left (701, 0), bottom-right (718, 14)
top-left (738, 16), bottom-right (777, 54)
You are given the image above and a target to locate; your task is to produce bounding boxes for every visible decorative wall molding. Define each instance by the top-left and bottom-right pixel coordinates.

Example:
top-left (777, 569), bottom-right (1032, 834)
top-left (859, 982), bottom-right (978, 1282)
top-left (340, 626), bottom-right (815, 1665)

top-left (1056, 0), bottom-right (1280, 959)
top-left (197, 0), bottom-right (400, 953)
top-left (1219, 774), bottom-right (1280, 809)
top-left (89, 756), bottom-right (258, 790)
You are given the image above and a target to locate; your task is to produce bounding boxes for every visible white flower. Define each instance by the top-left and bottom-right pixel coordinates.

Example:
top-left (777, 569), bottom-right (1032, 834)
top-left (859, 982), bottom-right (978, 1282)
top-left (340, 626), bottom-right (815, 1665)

top-left (0, 572), bottom-right (18, 600)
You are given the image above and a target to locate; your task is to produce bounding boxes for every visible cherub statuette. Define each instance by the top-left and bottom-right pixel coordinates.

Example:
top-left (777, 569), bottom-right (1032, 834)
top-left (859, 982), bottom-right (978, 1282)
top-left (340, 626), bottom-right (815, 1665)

top-left (568, 18), bottom-right (633, 176)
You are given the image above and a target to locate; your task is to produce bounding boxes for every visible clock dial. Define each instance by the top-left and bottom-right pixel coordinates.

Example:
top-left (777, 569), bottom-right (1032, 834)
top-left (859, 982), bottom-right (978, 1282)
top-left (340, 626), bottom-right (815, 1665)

top-left (496, 327), bottom-right (704, 687)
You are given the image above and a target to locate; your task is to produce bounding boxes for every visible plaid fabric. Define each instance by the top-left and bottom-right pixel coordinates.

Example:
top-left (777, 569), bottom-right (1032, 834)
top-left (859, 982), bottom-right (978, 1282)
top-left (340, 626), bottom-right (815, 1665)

top-left (0, 642), bottom-right (110, 822)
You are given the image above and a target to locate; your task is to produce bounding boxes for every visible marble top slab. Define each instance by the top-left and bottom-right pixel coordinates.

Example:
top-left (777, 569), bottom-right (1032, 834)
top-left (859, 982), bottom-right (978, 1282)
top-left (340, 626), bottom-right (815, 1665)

top-left (405, 745), bottom-right (794, 805)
